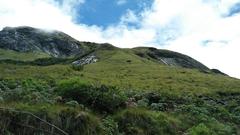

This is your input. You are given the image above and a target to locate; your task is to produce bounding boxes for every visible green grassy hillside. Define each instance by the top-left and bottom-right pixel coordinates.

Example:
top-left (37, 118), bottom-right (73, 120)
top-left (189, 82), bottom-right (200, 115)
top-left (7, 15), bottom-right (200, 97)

top-left (0, 47), bottom-right (240, 134)
top-left (0, 27), bottom-right (240, 134)
top-left (1, 48), bottom-right (239, 94)
top-left (0, 48), bottom-right (50, 61)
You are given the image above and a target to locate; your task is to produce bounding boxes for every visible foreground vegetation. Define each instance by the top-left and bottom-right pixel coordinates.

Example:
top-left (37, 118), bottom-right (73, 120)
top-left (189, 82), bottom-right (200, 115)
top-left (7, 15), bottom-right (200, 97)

top-left (0, 75), bottom-right (240, 134)
top-left (0, 48), bottom-right (240, 135)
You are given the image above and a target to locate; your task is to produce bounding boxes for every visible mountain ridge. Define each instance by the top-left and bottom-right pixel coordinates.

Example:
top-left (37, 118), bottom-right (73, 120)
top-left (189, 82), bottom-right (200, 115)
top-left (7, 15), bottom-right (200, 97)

top-left (0, 26), bottom-right (224, 75)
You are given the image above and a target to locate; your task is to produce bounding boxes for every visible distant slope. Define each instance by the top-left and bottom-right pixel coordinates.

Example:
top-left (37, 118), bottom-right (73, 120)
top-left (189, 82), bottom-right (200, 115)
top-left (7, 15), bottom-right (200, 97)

top-left (0, 26), bottom-right (224, 74)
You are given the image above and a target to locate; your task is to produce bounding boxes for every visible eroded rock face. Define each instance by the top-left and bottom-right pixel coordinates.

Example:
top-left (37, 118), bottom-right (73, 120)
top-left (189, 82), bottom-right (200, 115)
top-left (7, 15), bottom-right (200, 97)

top-left (134, 47), bottom-right (209, 71)
top-left (159, 58), bottom-right (178, 66)
top-left (0, 26), bottom-right (86, 57)
top-left (148, 49), bottom-right (209, 71)
top-left (72, 55), bottom-right (98, 66)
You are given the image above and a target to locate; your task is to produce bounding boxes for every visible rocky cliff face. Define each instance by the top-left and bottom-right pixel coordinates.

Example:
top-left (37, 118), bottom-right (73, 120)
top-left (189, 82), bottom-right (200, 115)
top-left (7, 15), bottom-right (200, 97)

top-left (0, 26), bottom-right (88, 57)
top-left (133, 47), bottom-right (210, 71)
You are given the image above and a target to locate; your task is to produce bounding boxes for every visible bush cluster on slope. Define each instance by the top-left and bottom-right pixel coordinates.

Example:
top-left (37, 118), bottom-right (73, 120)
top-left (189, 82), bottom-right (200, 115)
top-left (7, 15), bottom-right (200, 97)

top-left (114, 108), bottom-right (179, 135)
top-left (1, 78), bottom-right (240, 134)
top-left (56, 78), bottom-right (127, 113)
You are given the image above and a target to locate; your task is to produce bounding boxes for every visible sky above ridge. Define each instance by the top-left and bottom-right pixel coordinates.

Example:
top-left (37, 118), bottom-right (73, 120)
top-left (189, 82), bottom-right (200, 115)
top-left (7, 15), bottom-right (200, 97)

top-left (74, 0), bottom-right (153, 27)
top-left (0, 0), bottom-right (240, 78)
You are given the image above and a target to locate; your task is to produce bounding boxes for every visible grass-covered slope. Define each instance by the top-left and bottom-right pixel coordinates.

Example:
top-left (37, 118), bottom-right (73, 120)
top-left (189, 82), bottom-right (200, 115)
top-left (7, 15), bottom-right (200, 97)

top-left (0, 46), bottom-right (240, 134)
top-left (0, 26), bottom-right (240, 135)
top-left (1, 48), bottom-right (239, 94)
top-left (0, 48), bottom-right (50, 61)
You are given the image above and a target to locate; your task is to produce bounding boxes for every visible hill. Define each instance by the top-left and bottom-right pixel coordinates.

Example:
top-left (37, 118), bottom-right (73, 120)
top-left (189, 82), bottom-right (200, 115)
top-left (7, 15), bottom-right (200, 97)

top-left (0, 26), bottom-right (212, 71)
top-left (0, 26), bottom-right (240, 135)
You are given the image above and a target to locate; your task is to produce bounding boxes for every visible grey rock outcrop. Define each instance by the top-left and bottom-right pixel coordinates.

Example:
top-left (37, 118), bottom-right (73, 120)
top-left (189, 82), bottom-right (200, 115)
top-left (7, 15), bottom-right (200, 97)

top-left (134, 47), bottom-right (209, 71)
top-left (72, 55), bottom-right (98, 66)
top-left (0, 26), bottom-right (87, 57)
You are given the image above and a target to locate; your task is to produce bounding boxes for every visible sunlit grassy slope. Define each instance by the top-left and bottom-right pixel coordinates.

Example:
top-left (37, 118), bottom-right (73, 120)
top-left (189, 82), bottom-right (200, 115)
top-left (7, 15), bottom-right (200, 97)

top-left (0, 48), bottom-right (50, 61)
top-left (1, 46), bottom-right (240, 135)
top-left (1, 48), bottom-right (239, 95)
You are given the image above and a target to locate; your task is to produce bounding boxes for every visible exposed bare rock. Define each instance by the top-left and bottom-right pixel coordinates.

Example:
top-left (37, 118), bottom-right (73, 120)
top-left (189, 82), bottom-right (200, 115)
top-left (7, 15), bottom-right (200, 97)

top-left (72, 55), bottom-right (98, 66)
top-left (0, 26), bottom-right (88, 57)
top-left (134, 47), bottom-right (209, 71)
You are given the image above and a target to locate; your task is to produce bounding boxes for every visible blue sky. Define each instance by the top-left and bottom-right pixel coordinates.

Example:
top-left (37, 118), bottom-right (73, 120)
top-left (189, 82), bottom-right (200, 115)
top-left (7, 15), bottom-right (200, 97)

top-left (74, 0), bottom-right (153, 27)
top-left (0, 0), bottom-right (240, 78)
top-left (227, 2), bottom-right (240, 16)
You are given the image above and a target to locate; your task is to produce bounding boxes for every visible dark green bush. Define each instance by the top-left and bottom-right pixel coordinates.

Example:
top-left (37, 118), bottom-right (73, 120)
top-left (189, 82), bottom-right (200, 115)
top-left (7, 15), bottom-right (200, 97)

top-left (31, 57), bottom-right (71, 66)
top-left (137, 98), bottom-right (149, 107)
top-left (65, 100), bottom-right (79, 107)
top-left (71, 64), bottom-right (84, 71)
top-left (186, 122), bottom-right (235, 135)
top-left (91, 85), bottom-right (127, 113)
top-left (0, 96), bottom-right (3, 102)
top-left (56, 78), bottom-right (127, 113)
top-left (58, 108), bottom-right (102, 135)
top-left (177, 105), bottom-right (210, 123)
top-left (150, 103), bottom-right (167, 111)
top-left (56, 78), bottom-right (92, 104)
top-left (100, 116), bottom-right (120, 135)
top-left (187, 123), bottom-right (212, 135)
top-left (1, 79), bottom-right (53, 103)
top-left (115, 108), bottom-right (179, 135)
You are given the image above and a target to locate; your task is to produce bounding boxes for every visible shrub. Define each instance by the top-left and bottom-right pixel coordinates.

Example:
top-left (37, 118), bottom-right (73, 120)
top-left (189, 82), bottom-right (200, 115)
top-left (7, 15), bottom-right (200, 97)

top-left (0, 96), bottom-right (3, 102)
top-left (5, 80), bottom-right (18, 89)
top-left (100, 116), bottom-right (120, 135)
top-left (92, 85), bottom-right (127, 113)
top-left (186, 122), bottom-right (235, 135)
top-left (150, 103), bottom-right (166, 111)
top-left (115, 108), bottom-right (178, 135)
top-left (71, 64), bottom-right (84, 71)
top-left (137, 98), bottom-right (149, 107)
top-left (21, 79), bottom-right (48, 91)
top-left (56, 78), bottom-right (127, 113)
top-left (177, 105), bottom-right (210, 123)
top-left (126, 60), bottom-right (132, 63)
top-left (59, 108), bottom-right (102, 135)
top-left (65, 100), bottom-right (79, 107)
top-left (1, 79), bottom-right (53, 103)
top-left (56, 78), bottom-right (92, 104)
top-left (187, 123), bottom-right (212, 135)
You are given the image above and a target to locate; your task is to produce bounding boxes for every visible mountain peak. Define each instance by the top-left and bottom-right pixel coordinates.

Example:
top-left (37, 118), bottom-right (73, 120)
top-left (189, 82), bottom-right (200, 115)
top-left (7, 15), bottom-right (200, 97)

top-left (0, 26), bottom-right (87, 57)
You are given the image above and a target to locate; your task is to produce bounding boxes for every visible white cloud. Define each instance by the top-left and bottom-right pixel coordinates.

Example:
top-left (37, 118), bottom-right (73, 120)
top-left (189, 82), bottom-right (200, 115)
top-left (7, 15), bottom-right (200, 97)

top-left (0, 0), bottom-right (106, 42)
top-left (0, 0), bottom-right (240, 78)
top-left (116, 0), bottom-right (127, 5)
top-left (120, 10), bottom-right (139, 24)
top-left (59, 0), bottom-right (85, 17)
top-left (150, 0), bottom-right (240, 79)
